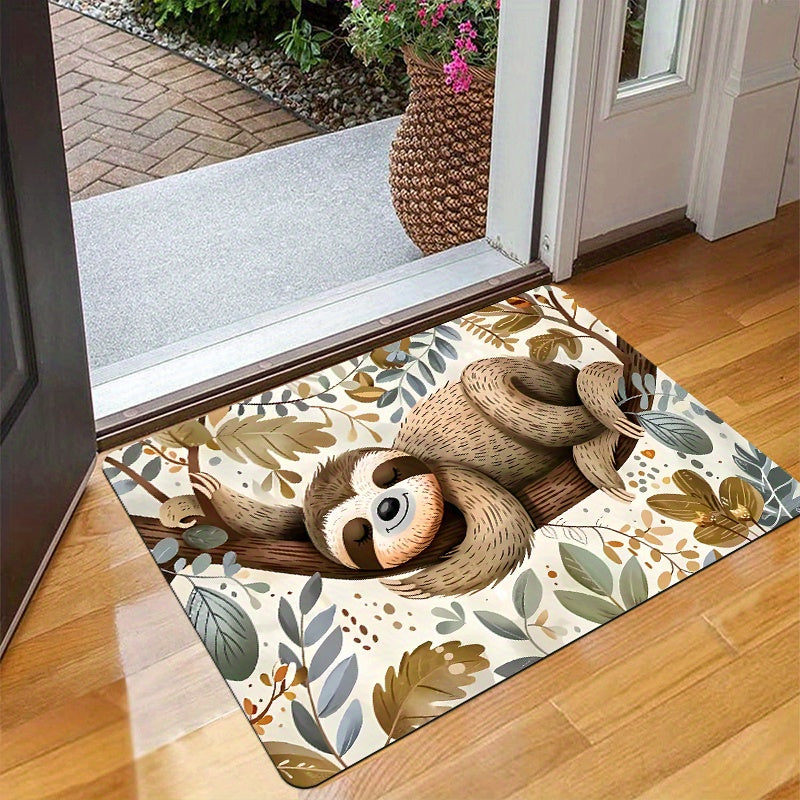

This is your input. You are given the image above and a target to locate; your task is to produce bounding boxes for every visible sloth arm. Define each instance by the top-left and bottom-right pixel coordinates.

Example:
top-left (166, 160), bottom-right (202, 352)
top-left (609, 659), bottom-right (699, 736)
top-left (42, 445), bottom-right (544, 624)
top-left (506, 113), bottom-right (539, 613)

top-left (461, 358), bottom-right (641, 500)
top-left (575, 361), bottom-right (644, 439)
top-left (573, 429), bottom-right (634, 502)
top-left (460, 358), bottom-right (605, 447)
top-left (381, 464), bottom-right (535, 598)
top-left (187, 472), bottom-right (306, 539)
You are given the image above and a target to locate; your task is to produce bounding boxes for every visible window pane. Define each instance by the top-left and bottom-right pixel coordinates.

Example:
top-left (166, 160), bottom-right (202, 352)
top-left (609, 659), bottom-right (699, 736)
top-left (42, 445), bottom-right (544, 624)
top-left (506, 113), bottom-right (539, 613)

top-left (618, 0), bottom-right (686, 86)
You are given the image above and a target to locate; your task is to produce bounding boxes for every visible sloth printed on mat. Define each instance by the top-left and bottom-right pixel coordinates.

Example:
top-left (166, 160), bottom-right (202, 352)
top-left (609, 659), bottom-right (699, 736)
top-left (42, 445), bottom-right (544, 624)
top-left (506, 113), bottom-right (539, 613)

top-left (159, 355), bottom-right (643, 598)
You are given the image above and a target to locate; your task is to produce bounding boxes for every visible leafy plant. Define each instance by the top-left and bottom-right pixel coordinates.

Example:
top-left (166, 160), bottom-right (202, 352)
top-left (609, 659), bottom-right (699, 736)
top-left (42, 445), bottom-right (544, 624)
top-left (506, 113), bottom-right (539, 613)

top-left (553, 542), bottom-right (649, 623)
top-left (635, 411), bottom-right (713, 455)
top-left (246, 661), bottom-right (306, 734)
top-left (616, 375), bottom-right (713, 455)
top-left (152, 419), bottom-right (211, 448)
top-left (647, 469), bottom-right (770, 547)
top-left (527, 328), bottom-right (583, 363)
top-left (431, 601), bottom-right (465, 634)
top-left (344, 0), bottom-right (500, 92)
top-left (732, 443), bottom-right (800, 528)
top-left (276, 13), bottom-right (332, 72)
top-left (265, 742), bottom-right (341, 787)
top-left (186, 585), bottom-right (260, 680)
top-left (214, 414), bottom-right (336, 470)
top-left (183, 524), bottom-right (228, 550)
top-left (373, 640), bottom-right (489, 742)
top-left (143, 0), bottom-right (331, 46)
top-left (472, 568), bottom-right (562, 675)
top-left (459, 300), bottom-right (542, 351)
top-left (370, 324), bottom-right (462, 422)
top-left (277, 573), bottom-right (361, 768)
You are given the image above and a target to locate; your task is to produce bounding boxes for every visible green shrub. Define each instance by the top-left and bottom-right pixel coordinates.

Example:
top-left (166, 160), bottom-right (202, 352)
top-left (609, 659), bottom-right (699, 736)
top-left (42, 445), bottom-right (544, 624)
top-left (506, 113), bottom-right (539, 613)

top-left (275, 13), bottom-right (332, 72)
top-left (142, 0), bottom-right (277, 40)
top-left (142, 0), bottom-right (334, 45)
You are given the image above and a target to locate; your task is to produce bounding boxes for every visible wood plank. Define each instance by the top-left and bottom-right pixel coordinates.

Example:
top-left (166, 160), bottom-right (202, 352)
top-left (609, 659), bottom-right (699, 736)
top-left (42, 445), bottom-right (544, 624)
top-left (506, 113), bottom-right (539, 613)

top-left (0, 720), bottom-right (137, 799)
top-left (761, 776), bottom-right (800, 800)
top-left (632, 698), bottom-right (800, 800)
top-left (660, 309), bottom-right (797, 379)
top-left (736, 285), bottom-right (799, 327)
top-left (501, 625), bottom-right (799, 800)
top-left (115, 712), bottom-right (292, 800)
top-left (703, 564), bottom-right (800, 653)
top-left (343, 699), bottom-right (589, 800)
top-left (0, 680), bottom-right (128, 773)
top-left (566, 203), bottom-right (798, 314)
top-left (552, 617), bottom-right (736, 743)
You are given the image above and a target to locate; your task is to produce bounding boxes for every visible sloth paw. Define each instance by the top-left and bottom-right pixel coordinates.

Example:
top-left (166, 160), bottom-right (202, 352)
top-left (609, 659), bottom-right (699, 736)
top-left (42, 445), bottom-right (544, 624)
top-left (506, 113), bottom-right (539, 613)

top-left (159, 494), bottom-right (203, 529)
top-left (189, 472), bottom-right (221, 499)
top-left (577, 361), bottom-right (645, 439)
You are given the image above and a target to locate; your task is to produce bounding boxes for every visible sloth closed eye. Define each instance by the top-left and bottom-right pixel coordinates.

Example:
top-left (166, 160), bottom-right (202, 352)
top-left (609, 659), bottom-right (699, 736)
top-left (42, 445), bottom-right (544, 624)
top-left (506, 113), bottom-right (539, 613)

top-left (355, 521), bottom-right (373, 544)
top-left (371, 455), bottom-right (430, 489)
top-left (383, 467), bottom-right (401, 487)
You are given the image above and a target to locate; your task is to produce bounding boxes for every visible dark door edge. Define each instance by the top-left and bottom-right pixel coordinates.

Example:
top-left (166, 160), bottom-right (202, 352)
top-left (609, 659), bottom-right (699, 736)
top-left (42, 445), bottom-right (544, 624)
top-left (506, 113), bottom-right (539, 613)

top-left (0, 454), bottom-right (96, 658)
top-left (96, 263), bottom-right (551, 451)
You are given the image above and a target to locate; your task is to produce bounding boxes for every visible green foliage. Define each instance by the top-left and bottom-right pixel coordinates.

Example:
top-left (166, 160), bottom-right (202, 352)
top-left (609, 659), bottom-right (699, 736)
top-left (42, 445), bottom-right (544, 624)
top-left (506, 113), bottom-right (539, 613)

top-left (275, 14), bottom-right (333, 72)
top-left (141, 0), bottom-right (329, 45)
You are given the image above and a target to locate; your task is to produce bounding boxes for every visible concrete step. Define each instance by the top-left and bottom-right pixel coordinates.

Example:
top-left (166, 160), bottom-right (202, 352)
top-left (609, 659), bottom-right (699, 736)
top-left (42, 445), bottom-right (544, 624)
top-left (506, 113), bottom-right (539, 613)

top-left (72, 117), bottom-right (419, 374)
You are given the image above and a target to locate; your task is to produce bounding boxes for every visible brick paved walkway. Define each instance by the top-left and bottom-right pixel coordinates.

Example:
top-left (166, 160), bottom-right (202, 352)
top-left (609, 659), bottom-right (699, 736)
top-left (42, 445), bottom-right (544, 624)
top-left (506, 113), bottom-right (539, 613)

top-left (50, 4), bottom-right (317, 200)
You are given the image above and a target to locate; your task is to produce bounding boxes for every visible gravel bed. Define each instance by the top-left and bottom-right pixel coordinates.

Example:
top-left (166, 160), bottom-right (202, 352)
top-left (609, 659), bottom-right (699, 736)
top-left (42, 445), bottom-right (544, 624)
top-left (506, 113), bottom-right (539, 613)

top-left (53, 0), bottom-right (410, 131)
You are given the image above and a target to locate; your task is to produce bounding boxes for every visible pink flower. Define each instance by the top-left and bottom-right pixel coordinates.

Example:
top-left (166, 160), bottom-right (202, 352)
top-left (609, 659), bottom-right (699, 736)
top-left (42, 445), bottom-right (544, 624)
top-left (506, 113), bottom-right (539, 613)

top-left (443, 51), bottom-right (472, 93)
top-left (351, 0), bottom-right (362, 7)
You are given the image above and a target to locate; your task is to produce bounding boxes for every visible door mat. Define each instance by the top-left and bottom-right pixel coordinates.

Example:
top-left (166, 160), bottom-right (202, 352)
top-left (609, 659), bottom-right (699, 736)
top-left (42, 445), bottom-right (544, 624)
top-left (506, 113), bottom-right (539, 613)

top-left (104, 287), bottom-right (799, 788)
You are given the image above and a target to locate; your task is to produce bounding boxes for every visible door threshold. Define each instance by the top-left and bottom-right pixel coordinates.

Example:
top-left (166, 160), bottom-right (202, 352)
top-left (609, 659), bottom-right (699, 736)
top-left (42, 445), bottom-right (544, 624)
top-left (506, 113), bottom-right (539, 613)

top-left (95, 240), bottom-right (550, 450)
top-left (574, 208), bottom-right (695, 272)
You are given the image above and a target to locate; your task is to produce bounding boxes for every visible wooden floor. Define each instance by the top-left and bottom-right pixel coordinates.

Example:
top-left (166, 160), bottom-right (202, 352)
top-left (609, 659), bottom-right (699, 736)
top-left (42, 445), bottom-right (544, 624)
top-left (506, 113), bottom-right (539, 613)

top-left (1, 204), bottom-right (798, 800)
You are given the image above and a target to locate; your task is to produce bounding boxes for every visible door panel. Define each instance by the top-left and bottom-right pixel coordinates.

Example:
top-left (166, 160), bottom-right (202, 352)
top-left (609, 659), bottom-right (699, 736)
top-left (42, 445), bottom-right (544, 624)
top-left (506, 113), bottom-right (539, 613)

top-left (0, 173), bottom-right (37, 439)
top-left (0, 0), bottom-right (96, 654)
top-left (580, 0), bottom-right (707, 242)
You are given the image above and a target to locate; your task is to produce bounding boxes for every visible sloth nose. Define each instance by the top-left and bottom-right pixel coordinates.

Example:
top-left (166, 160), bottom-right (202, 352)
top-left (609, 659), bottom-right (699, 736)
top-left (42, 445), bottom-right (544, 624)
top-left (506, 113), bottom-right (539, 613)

top-left (376, 496), bottom-right (401, 522)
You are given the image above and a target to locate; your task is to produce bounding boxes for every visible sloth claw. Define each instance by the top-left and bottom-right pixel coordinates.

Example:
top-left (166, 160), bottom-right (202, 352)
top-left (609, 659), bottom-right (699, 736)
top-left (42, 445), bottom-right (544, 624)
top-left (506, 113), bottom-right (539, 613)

top-left (603, 485), bottom-right (635, 503)
top-left (190, 471), bottom-right (220, 499)
top-left (616, 417), bottom-right (645, 439)
top-left (573, 429), bottom-right (632, 503)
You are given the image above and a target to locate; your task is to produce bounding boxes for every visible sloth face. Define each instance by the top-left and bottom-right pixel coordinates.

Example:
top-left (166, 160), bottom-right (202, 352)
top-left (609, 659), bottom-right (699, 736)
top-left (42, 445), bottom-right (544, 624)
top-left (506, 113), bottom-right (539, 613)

top-left (305, 449), bottom-right (444, 571)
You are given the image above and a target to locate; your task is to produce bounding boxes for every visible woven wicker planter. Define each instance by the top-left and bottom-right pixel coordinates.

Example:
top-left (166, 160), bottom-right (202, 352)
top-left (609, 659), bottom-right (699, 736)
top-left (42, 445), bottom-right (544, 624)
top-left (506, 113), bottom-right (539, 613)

top-left (389, 47), bottom-right (495, 255)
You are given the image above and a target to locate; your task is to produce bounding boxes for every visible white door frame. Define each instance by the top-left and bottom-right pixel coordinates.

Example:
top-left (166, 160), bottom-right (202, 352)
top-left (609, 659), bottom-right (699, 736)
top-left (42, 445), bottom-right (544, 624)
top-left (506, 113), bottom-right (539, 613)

top-left (485, 0), bottom-right (558, 266)
top-left (532, 0), bottom-right (710, 281)
top-left (687, 0), bottom-right (800, 239)
top-left (536, 0), bottom-right (603, 282)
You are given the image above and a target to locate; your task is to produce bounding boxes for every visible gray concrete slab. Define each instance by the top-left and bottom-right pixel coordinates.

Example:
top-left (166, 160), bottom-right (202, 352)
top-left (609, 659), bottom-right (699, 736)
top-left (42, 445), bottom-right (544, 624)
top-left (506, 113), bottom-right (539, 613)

top-left (72, 117), bottom-right (419, 371)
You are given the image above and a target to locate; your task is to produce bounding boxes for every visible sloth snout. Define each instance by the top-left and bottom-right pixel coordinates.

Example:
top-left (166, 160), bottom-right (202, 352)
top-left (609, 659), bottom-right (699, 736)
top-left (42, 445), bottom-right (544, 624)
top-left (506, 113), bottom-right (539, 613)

top-left (376, 496), bottom-right (401, 522)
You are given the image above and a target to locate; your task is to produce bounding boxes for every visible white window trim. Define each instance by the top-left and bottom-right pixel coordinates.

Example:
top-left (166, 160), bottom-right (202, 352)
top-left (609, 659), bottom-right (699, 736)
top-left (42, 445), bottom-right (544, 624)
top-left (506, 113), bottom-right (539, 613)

top-left (601, 0), bottom-right (706, 119)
